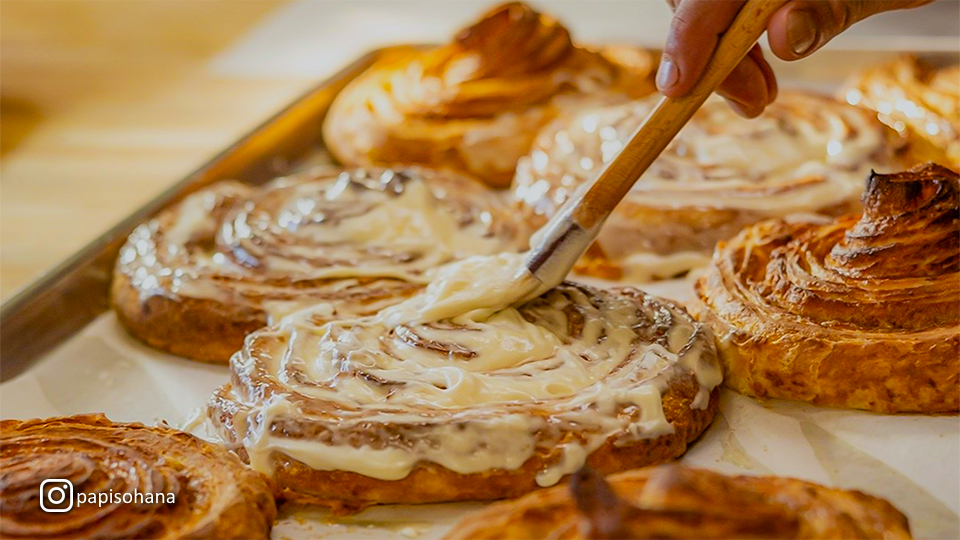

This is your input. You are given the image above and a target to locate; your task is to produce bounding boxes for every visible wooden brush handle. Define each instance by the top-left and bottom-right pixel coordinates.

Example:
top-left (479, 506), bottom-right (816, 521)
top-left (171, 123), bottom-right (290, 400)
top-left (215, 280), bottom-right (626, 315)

top-left (571, 0), bottom-right (788, 229)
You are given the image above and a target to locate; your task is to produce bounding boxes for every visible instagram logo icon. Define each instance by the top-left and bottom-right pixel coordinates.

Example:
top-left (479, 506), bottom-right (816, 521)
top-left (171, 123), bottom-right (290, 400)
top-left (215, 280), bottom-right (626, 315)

top-left (40, 479), bottom-right (74, 513)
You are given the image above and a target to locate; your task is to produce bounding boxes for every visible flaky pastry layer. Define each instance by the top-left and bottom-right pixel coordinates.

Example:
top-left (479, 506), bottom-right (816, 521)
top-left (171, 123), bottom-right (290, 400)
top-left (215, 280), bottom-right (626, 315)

top-left (112, 167), bottom-right (527, 363)
top-left (514, 91), bottom-right (901, 281)
top-left (207, 284), bottom-right (721, 506)
top-left (443, 465), bottom-right (912, 539)
top-left (0, 414), bottom-right (276, 539)
top-left (691, 163), bottom-right (960, 413)
top-left (322, 2), bottom-right (657, 187)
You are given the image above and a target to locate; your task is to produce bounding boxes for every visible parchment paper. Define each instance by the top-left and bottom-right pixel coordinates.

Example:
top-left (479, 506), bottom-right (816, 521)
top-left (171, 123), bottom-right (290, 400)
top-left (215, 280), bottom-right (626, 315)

top-left (2, 275), bottom-right (957, 539)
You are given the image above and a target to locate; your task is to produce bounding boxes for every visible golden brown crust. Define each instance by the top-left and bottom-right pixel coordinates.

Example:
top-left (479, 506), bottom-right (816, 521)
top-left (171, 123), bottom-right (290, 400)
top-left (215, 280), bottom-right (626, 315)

top-left (513, 91), bottom-right (900, 281)
top-left (111, 166), bottom-right (527, 364)
top-left (220, 381), bottom-right (718, 507)
top-left (691, 163), bottom-right (960, 413)
top-left (322, 2), bottom-right (656, 188)
top-left (442, 465), bottom-right (913, 539)
top-left (0, 414), bottom-right (276, 540)
top-left (111, 271), bottom-right (267, 363)
top-left (841, 55), bottom-right (959, 171)
top-left (206, 283), bottom-right (721, 506)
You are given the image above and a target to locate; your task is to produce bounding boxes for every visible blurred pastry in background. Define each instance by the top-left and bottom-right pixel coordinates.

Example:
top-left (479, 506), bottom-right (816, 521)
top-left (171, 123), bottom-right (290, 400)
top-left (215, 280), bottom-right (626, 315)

top-left (206, 276), bottom-right (721, 507)
top-left (323, 2), bottom-right (657, 188)
top-left (691, 163), bottom-right (959, 413)
top-left (112, 167), bottom-right (529, 363)
top-left (841, 55), bottom-right (959, 172)
top-left (514, 91), bottom-right (901, 281)
top-left (443, 465), bottom-right (913, 539)
top-left (0, 414), bottom-right (276, 540)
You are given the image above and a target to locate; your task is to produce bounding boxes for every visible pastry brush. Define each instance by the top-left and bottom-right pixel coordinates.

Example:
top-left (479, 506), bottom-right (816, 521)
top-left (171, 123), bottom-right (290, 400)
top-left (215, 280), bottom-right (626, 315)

top-left (524, 0), bottom-right (788, 292)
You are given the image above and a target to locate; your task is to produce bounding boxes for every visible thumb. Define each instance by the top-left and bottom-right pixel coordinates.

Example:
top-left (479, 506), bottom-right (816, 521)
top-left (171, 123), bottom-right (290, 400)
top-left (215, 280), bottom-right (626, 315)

top-left (767, 0), bottom-right (934, 61)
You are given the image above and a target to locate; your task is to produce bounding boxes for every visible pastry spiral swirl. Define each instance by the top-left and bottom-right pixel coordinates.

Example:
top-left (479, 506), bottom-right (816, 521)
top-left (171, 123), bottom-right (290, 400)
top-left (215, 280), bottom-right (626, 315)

top-left (443, 465), bottom-right (913, 539)
top-left (112, 167), bottom-right (528, 363)
top-left (0, 414), bottom-right (275, 539)
top-left (841, 55), bottom-right (959, 171)
top-left (513, 91), bottom-right (900, 280)
top-left (322, 2), bottom-right (657, 188)
top-left (206, 278), bottom-right (721, 506)
top-left (691, 163), bottom-right (959, 413)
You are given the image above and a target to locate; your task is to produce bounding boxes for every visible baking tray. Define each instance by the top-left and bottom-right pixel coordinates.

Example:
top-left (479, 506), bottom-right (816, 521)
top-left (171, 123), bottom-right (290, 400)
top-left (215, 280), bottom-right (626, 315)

top-left (2, 46), bottom-right (957, 382)
top-left (0, 46), bottom-right (418, 382)
top-left (1, 47), bottom-right (958, 540)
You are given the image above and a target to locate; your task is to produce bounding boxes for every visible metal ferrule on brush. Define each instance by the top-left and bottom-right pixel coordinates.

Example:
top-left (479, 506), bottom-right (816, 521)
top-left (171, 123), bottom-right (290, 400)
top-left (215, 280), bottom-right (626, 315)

top-left (524, 196), bottom-right (607, 291)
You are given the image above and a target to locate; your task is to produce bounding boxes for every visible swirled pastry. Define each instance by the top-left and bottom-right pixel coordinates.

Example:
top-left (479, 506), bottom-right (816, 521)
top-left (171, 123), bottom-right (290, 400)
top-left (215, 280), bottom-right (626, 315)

top-left (514, 91), bottom-right (901, 281)
top-left (0, 414), bottom-right (275, 539)
top-left (322, 2), bottom-right (657, 188)
top-left (112, 167), bottom-right (528, 363)
top-left (206, 255), bottom-right (721, 507)
top-left (841, 55), bottom-right (959, 171)
top-left (691, 163), bottom-right (959, 413)
top-left (443, 465), bottom-right (913, 539)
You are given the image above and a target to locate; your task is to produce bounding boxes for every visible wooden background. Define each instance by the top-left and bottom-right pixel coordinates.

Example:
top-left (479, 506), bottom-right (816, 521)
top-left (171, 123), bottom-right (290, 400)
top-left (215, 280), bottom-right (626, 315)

top-left (2, 0), bottom-right (956, 301)
top-left (0, 0), bottom-right (302, 299)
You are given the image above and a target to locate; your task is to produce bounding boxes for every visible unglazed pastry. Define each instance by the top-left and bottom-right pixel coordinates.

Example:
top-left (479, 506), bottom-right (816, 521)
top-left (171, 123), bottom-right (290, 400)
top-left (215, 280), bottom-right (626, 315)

top-left (206, 253), bottom-right (721, 507)
top-left (443, 465), bottom-right (913, 539)
top-left (514, 91), bottom-right (901, 281)
top-left (842, 55), bottom-right (959, 171)
top-left (322, 2), bottom-right (657, 188)
top-left (0, 414), bottom-right (275, 540)
top-left (691, 163), bottom-right (959, 413)
top-left (112, 167), bottom-right (528, 363)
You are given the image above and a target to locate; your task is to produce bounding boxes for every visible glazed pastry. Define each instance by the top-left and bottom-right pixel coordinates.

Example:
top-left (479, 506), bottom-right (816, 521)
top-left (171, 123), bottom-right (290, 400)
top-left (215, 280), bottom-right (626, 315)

top-left (841, 55), bottom-right (959, 171)
top-left (691, 163), bottom-right (959, 413)
top-left (514, 91), bottom-right (901, 281)
top-left (112, 166), bottom-right (528, 363)
top-left (322, 2), bottom-right (657, 188)
top-left (443, 465), bottom-right (913, 539)
top-left (0, 414), bottom-right (275, 540)
top-left (206, 254), bottom-right (721, 507)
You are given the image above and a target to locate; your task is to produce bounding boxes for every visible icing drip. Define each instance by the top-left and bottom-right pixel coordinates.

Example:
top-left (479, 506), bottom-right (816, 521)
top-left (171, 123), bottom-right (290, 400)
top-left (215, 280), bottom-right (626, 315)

top-left (211, 269), bottom-right (721, 486)
top-left (513, 91), bottom-right (898, 278)
top-left (515, 92), bottom-right (894, 217)
top-left (118, 167), bottom-right (527, 323)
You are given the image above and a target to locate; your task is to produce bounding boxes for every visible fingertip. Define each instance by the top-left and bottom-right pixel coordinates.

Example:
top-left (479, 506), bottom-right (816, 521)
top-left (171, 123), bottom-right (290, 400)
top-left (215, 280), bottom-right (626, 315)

top-left (717, 49), bottom-right (770, 117)
top-left (723, 97), bottom-right (763, 119)
top-left (656, 55), bottom-right (681, 94)
top-left (660, 0), bottom-right (747, 96)
top-left (768, 3), bottom-right (821, 61)
top-left (767, 73), bottom-right (779, 104)
top-left (752, 46), bottom-right (778, 104)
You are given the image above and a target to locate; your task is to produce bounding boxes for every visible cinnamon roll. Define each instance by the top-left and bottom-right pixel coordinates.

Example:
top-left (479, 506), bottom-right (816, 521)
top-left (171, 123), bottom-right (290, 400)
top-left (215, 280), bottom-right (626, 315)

top-left (206, 256), bottom-right (721, 507)
top-left (514, 91), bottom-right (901, 281)
top-left (691, 163), bottom-right (959, 413)
top-left (112, 167), bottom-right (528, 364)
top-left (0, 414), bottom-right (275, 539)
top-left (322, 2), bottom-right (657, 188)
top-left (841, 55), bottom-right (959, 171)
top-left (443, 465), bottom-right (913, 539)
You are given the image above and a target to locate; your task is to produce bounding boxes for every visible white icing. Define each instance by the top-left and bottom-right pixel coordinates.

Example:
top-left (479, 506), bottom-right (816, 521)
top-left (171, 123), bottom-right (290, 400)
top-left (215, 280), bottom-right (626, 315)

top-left (378, 253), bottom-right (542, 326)
top-left (214, 255), bottom-right (721, 485)
top-left (516, 92), bottom-right (889, 215)
top-left (618, 251), bottom-right (713, 282)
top-left (513, 91), bottom-right (895, 280)
top-left (119, 169), bottom-right (527, 323)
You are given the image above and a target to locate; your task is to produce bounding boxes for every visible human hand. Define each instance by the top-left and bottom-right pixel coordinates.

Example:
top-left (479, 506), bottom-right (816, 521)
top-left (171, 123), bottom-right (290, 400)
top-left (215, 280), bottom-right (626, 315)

top-left (657, 0), bottom-right (934, 117)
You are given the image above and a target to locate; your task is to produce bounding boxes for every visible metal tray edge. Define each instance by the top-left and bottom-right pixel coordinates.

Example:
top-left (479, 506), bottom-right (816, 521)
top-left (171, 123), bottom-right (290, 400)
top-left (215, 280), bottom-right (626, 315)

top-left (0, 47), bottom-right (402, 382)
top-left (2, 47), bottom-right (957, 382)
